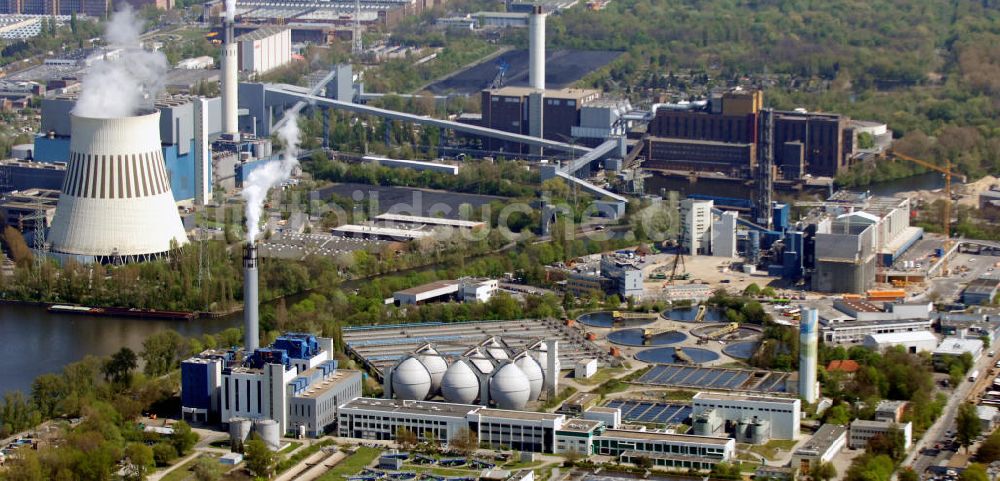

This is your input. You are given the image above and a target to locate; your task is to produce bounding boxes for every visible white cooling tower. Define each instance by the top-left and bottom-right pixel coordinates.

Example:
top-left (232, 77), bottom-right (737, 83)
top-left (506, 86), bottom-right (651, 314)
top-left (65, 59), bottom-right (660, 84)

top-left (441, 360), bottom-right (480, 404)
top-left (48, 109), bottom-right (188, 260)
top-left (489, 362), bottom-right (530, 410)
top-left (391, 356), bottom-right (432, 401)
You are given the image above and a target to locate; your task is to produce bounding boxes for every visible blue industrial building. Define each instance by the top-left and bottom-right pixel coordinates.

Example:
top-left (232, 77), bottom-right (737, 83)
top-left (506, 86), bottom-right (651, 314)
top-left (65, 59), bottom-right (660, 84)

top-left (33, 96), bottom-right (224, 203)
top-left (181, 332), bottom-right (362, 438)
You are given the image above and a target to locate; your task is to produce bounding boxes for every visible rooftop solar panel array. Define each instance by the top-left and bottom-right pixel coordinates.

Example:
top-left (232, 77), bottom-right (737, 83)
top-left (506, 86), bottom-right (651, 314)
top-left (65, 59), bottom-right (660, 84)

top-left (635, 364), bottom-right (789, 393)
top-left (604, 399), bottom-right (692, 424)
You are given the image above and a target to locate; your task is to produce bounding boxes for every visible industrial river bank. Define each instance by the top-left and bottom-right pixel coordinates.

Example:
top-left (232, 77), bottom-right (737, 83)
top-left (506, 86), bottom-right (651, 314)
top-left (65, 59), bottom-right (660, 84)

top-left (0, 172), bottom-right (952, 397)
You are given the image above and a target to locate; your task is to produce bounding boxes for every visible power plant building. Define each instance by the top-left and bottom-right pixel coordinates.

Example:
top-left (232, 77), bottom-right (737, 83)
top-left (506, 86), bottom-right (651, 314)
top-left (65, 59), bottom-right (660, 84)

top-left (644, 89), bottom-right (857, 178)
top-left (33, 95), bottom-right (221, 203)
top-left (181, 333), bottom-right (363, 438)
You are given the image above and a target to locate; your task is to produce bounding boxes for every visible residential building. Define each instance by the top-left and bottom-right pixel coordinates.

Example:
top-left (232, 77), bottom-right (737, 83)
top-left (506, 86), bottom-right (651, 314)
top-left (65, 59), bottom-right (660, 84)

top-left (680, 198), bottom-right (713, 255)
top-left (848, 419), bottom-right (912, 451)
top-left (791, 424), bottom-right (847, 474)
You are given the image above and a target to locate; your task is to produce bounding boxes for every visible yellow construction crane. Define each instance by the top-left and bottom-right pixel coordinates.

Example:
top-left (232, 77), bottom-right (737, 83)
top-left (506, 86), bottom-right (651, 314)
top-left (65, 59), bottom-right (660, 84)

top-left (886, 149), bottom-right (965, 271)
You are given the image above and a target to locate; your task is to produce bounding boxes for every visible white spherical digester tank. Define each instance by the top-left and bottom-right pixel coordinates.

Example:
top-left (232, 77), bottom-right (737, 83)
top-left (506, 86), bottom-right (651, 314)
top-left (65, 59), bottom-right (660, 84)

top-left (391, 356), bottom-right (432, 401)
top-left (419, 350), bottom-right (449, 398)
top-left (489, 363), bottom-right (531, 410)
top-left (441, 359), bottom-right (480, 404)
top-left (514, 355), bottom-right (544, 401)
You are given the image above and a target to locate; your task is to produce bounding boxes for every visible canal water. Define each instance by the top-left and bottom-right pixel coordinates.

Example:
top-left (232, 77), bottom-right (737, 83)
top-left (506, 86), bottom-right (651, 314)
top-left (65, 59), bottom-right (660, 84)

top-left (0, 304), bottom-right (237, 396)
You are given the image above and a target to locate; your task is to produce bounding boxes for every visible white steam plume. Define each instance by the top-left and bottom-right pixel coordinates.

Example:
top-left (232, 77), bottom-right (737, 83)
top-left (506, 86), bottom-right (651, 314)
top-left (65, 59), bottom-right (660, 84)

top-left (242, 112), bottom-right (301, 242)
top-left (73, 5), bottom-right (167, 118)
top-left (225, 0), bottom-right (236, 23)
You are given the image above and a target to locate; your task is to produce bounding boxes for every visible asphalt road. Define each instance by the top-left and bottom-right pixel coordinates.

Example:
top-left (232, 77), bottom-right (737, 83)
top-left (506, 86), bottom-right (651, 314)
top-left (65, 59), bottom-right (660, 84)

top-left (904, 352), bottom-right (996, 475)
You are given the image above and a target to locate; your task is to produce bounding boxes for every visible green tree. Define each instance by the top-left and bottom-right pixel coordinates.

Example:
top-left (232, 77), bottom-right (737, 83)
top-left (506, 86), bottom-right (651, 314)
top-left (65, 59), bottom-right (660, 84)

top-left (192, 456), bottom-right (224, 481)
top-left (813, 461), bottom-right (837, 481)
top-left (957, 402), bottom-right (983, 453)
top-left (742, 283), bottom-right (761, 296)
top-left (898, 468), bottom-right (920, 481)
top-left (3, 447), bottom-right (44, 481)
top-left (450, 427), bottom-right (478, 458)
top-left (823, 404), bottom-right (852, 425)
top-left (960, 464), bottom-right (989, 481)
top-left (31, 373), bottom-right (67, 418)
top-left (103, 347), bottom-right (138, 386)
top-left (975, 429), bottom-right (1000, 463)
top-left (141, 330), bottom-right (185, 377)
top-left (244, 434), bottom-right (276, 478)
top-left (171, 420), bottom-right (198, 456)
top-left (123, 443), bottom-right (155, 481)
top-left (152, 442), bottom-right (178, 466)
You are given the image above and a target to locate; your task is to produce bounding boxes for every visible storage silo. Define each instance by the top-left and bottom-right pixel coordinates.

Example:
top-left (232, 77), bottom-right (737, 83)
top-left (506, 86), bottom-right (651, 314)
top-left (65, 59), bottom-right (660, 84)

top-left (228, 417), bottom-right (252, 445)
top-left (254, 419), bottom-right (281, 451)
top-left (48, 109), bottom-right (188, 262)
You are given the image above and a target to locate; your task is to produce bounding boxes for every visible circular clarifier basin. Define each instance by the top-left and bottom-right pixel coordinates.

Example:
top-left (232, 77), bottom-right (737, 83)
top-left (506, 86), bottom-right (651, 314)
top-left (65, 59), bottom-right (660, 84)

top-left (578, 311), bottom-right (655, 328)
top-left (635, 347), bottom-right (720, 364)
top-left (661, 306), bottom-right (726, 323)
top-left (608, 329), bottom-right (687, 347)
top-left (722, 341), bottom-right (760, 360)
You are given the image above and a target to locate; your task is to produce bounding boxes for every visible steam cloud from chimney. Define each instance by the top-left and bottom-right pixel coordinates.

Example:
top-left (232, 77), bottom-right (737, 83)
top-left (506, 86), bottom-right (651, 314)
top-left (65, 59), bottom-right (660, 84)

top-left (73, 5), bottom-right (168, 118)
top-left (241, 112), bottom-right (301, 242)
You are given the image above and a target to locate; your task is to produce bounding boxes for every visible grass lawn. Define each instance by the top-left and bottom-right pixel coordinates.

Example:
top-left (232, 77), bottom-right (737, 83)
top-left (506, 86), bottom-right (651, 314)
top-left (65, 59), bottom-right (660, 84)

top-left (160, 453), bottom-right (217, 481)
top-left (315, 446), bottom-right (381, 481)
top-left (574, 368), bottom-right (626, 386)
top-left (281, 441), bottom-right (303, 453)
top-left (746, 439), bottom-right (799, 460)
top-left (502, 460), bottom-right (544, 470)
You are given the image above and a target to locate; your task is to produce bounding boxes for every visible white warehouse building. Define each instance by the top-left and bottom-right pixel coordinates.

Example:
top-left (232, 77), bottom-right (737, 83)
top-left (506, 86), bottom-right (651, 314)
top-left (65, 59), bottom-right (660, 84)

top-left (863, 331), bottom-right (938, 354)
top-left (692, 392), bottom-right (801, 440)
top-left (237, 27), bottom-right (292, 75)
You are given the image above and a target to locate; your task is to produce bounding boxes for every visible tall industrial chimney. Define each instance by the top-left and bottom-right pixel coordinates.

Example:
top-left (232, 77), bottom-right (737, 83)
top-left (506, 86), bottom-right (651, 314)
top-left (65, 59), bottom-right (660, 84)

top-left (222, 19), bottom-right (240, 141)
top-left (243, 243), bottom-right (259, 350)
top-left (528, 6), bottom-right (545, 91)
top-left (798, 307), bottom-right (819, 404)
